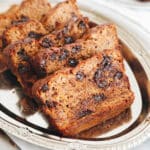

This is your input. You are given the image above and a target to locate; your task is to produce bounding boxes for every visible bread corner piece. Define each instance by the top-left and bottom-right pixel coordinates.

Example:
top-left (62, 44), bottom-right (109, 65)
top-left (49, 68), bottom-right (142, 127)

top-left (32, 49), bottom-right (134, 137)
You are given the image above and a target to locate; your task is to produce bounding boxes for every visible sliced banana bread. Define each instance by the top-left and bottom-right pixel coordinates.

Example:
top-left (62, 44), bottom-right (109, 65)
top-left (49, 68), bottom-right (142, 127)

top-left (32, 49), bottom-right (134, 136)
top-left (16, 0), bottom-right (51, 21)
top-left (41, 0), bottom-right (81, 32)
top-left (39, 16), bottom-right (89, 48)
top-left (2, 20), bottom-right (47, 47)
top-left (32, 24), bottom-right (119, 77)
top-left (3, 38), bottom-right (40, 96)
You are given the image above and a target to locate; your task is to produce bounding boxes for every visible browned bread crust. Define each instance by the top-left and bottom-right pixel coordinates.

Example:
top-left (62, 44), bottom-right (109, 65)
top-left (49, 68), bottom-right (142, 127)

top-left (2, 20), bottom-right (47, 47)
top-left (39, 17), bottom-right (89, 48)
top-left (3, 38), bottom-right (40, 95)
top-left (41, 0), bottom-right (81, 32)
top-left (3, 16), bottom-right (90, 95)
top-left (32, 24), bottom-right (119, 77)
top-left (16, 0), bottom-right (51, 21)
top-left (32, 49), bottom-right (134, 136)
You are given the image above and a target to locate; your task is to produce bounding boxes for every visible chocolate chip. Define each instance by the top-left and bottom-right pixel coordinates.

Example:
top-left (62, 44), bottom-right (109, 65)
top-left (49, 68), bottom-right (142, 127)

top-left (40, 38), bottom-right (53, 48)
top-left (76, 71), bottom-right (85, 81)
top-left (78, 109), bottom-right (93, 118)
top-left (94, 69), bottom-right (103, 81)
top-left (2, 37), bottom-right (7, 48)
top-left (68, 58), bottom-right (78, 67)
top-left (50, 53), bottom-right (57, 61)
top-left (18, 64), bottom-right (29, 74)
top-left (114, 71), bottom-right (123, 79)
top-left (78, 20), bottom-right (86, 30)
top-left (41, 84), bottom-right (49, 92)
top-left (101, 56), bottom-right (111, 69)
top-left (59, 49), bottom-right (69, 61)
top-left (28, 31), bottom-right (43, 39)
top-left (38, 68), bottom-right (46, 77)
top-left (72, 45), bottom-right (81, 53)
top-left (93, 93), bottom-right (106, 102)
top-left (97, 80), bottom-right (108, 88)
top-left (64, 36), bottom-right (74, 44)
top-left (17, 48), bottom-right (29, 61)
top-left (11, 15), bottom-right (29, 25)
top-left (45, 100), bottom-right (57, 109)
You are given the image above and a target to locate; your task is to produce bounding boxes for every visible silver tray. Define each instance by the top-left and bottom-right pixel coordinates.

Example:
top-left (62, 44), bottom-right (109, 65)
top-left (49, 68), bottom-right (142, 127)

top-left (0, 0), bottom-right (150, 150)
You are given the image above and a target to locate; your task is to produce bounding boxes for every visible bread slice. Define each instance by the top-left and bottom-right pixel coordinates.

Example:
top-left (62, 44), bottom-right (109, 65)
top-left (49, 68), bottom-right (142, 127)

top-left (32, 24), bottom-right (119, 77)
top-left (2, 20), bottom-right (47, 47)
top-left (0, 5), bottom-right (19, 50)
top-left (3, 38), bottom-right (40, 96)
top-left (39, 16), bottom-right (89, 48)
top-left (41, 0), bottom-right (81, 32)
top-left (3, 16), bottom-right (89, 94)
top-left (32, 49), bottom-right (134, 136)
top-left (16, 0), bottom-right (51, 21)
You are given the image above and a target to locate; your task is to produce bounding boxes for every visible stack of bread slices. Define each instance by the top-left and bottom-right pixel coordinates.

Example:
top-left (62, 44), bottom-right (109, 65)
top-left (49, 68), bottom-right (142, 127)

top-left (0, 0), bottom-right (134, 137)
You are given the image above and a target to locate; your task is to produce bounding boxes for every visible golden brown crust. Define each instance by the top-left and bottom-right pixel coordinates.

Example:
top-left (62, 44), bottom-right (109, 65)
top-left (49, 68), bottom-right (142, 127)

top-left (2, 20), bottom-right (47, 47)
top-left (32, 49), bottom-right (134, 136)
top-left (16, 0), bottom-right (51, 21)
top-left (32, 24), bottom-right (119, 77)
top-left (39, 16), bottom-right (89, 48)
top-left (3, 38), bottom-right (40, 96)
top-left (41, 0), bottom-right (81, 32)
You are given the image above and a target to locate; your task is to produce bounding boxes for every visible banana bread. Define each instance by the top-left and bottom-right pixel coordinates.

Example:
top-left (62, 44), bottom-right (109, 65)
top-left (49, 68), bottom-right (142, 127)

top-left (41, 0), bottom-right (81, 32)
top-left (16, 0), bottom-right (51, 21)
top-left (2, 20), bottom-right (47, 47)
top-left (32, 49), bottom-right (134, 136)
top-left (39, 16), bottom-right (89, 48)
top-left (3, 16), bottom-right (89, 95)
top-left (32, 24), bottom-right (119, 77)
top-left (3, 38), bottom-right (40, 96)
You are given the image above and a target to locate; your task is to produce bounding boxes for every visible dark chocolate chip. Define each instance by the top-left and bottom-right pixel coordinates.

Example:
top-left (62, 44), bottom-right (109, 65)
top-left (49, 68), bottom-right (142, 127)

top-left (93, 93), bottom-right (106, 102)
top-left (72, 45), bottom-right (81, 53)
top-left (59, 49), bottom-right (69, 61)
top-left (78, 20), bottom-right (86, 30)
top-left (18, 64), bottom-right (29, 74)
top-left (28, 31), bottom-right (43, 39)
top-left (64, 36), bottom-right (74, 44)
top-left (97, 80), bottom-right (108, 88)
top-left (40, 38), bottom-right (53, 48)
top-left (38, 68), bottom-right (46, 77)
top-left (45, 100), bottom-right (57, 109)
top-left (41, 84), bottom-right (49, 92)
top-left (114, 71), bottom-right (123, 79)
top-left (68, 58), bottom-right (78, 67)
top-left (50, 53), bottom-right (57, 61)
top-left (11, 15), bottom-right (29, 25)
top-left (93, 69), bottom-right (103, 81)
top-left (2, 37), bottom-right (7, 48)
top-left (17, 48), bottom-right (29, 61)
top-left (76, 71), bottom-right (85, 81)
top-left (101, 56), bottom-right (111, 69)
top-left (78, 109), bottom-right (93, 118)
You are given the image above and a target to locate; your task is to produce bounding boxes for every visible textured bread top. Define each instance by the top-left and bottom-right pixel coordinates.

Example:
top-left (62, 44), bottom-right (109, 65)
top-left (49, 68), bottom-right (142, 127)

top-left (32, 24), bottom-right (119, 77)
top-left (32, 49), bottom-right (134, 136)
top-left (16, 0), bottom-right (51, 21)
top-left (39, 17), bottom-right (89, 48)
top-left (4, 38), bottom-right (40, 95)
top-left (41, 0), bottom-right (81, 32)
top-left (3, 20), bottom-right (47, 47)
top-left (3, 16), bottom-right (89, 95)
